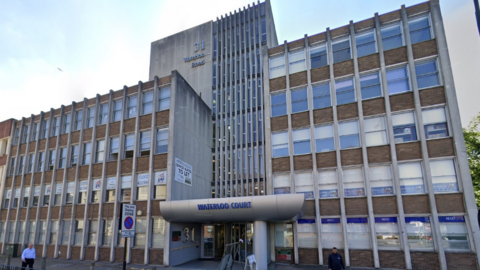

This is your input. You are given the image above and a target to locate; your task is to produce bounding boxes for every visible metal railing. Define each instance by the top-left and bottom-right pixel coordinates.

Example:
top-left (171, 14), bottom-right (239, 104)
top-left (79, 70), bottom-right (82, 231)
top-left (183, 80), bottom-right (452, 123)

top-left (0, 264), bottom-right (42, 270)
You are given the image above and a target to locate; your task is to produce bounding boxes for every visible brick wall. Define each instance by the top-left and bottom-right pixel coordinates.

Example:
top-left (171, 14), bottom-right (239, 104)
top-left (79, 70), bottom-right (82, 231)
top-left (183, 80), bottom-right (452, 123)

top-left (313, 108), bottom-right (334, 124)
top-left (316, 152), bottom-right (337, 168)
top-left (84, 246), bottom-right (95, 261)
top-left (303, 200), bottom-right (316, 216)
top-left (298, 248), bottom-right (318, 265)
top-left (337, 103), bottom-right (358, 120)
top-left (308, 32), bottom-right (326, 45)
top-left (311, 66), bottom-right (330, 83)
top-left (98, 247), bottom-right (111, 262)
top-left (411, 252), bottom-right (440, 270)
top-left (319, 199), bottom-right (341, 216)
top-left (384, 47), bottom-right (408, 66)
top-left (427, 138), bottom-right (455, 158)
top-left (367, 145), bottom-right (391, 163)
top-left (333, 60), bottom-right (354, 77)
top-left (436, 193), bottom-right (465, 213)
top-left (350, 250), bottom-right (374, 268)
top-left (396, 142), bottom-right (422, 161)
top-left (403, 195), bottom-right (430, 214)
top-left (268, 45), bottom-right (284, 56)
top-left (287, 39), bottom-right (304, 51)
top-left (289, 71), bottom-right (307, 88)
top-left (390, 92), bottom-right (415, 111)
top-left (345, 198), bottom-right (368, 215)
top-left (445, 253), bottom-right (478, 270)
top-left (271, 116), bottom-right (288, 131)
top-left (272, 157), bottom-right (290, 173)
top-left (153, 154), bottom-right (168, 169)
top-left (293, 154), bottom-right (313, 171)
top-left (358, 54), bottom-right (380, 72)
top-left (362, 97), bottom-right (385, 116)
top-left (270, 77), bottom-right (287, 92)
top-left (131, 248), bottom-right (145, 264)
top-left (291, 112), bottom-right (310, 128)
top-left (149, 249), bottom-right (164, 265)
top-left (340, 148), bottom-right (363, 166)
top-left (419, 86), bottom-right (446, 106)
top-left (373, 196), bottom-right (398, 214)
top-left (379, 251), bottom-right (406, 269)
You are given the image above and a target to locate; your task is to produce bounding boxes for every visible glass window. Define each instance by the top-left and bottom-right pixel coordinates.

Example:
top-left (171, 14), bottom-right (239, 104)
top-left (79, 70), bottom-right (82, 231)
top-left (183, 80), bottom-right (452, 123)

top-left (152, 218), bottom-right (165, 248)
top-left (416, 60), bottom-right (439, 89)
top-left (269, 55), bottom-right (285, 79)
top-left (272, 132), bottom-right (289, 158)
top-left (66, 182), bottom-right (75, 204)
top-left (13, 188), bottom-right (20, 207)
top-left (41, 119), bottom-right (49, 139)
top-left (332, 37), bottom-right (351, 63)
top-left (405, 217), bottom-right (433, 250)
top-left (61, 220), bottom-right (71, 245)
top-left (110, 137), bottom-right (119, 161)
top-left (91, 181), bottom-right (101, 204)
top-left (74, 110), bottom-right (83, 131)
top-left (135, 219), bottom-right (147, 246)
top-left (13, 128), bottom-right (20, 145)
top-left (27, 221), bottom-right (35, 244)
top-left (298, 219), bottom-right (317, 248)
top-left (124, 134), bottom-right (135, 158)
top-left (48, 149), bottom-right (56, 170)
top-left (86, 107), bottom-right (95, 128)
top-left (343, 167), bottom-right (365, 197)
top-left (370, 166), bottom-right (394, 196)
top-left (364, 116), bottom-right (388, 146)
top-left (74, 220), bottom-right (84, 245)
top-left (295, 172), bottom-right (314, 199)
top-left (387, 67), bottom-right (410, 95)
top-left (273, 174), bottom-right (290, 195)
top-left (127, 95), bottom-right (137, 119)
top-left (392, 112), bottom-right (417, 143)
top-left (88, 220), bottom-right (98, 246)
top-left (43, 185), bottom-right (51, 206)
top-left (112, 100), bottom-right (122, 122)
top-left (339, 121), bottom-right (360, 149)
top-left (62, 114), bottom-right (71, 134)
top-left (439, 216), bottom-right (470, 251)
top-left (154, 185), bottom-right (166, 200)
top-left (375, 217), bottom-right (400, 249)
top-left (399, 162), bottom-right (425, 194)
top-left (310, 44), bottom-right (328, 69)
top-left (96, 140), bottom-right (105, 163)
top-left (275, 223), bottom-right (293, 247)
top-left (409, 15), bottom-right (432, 44)
top-left (291, 88), bottom-right (308, 113)
top-left (292, 129), bottom-right (311, 155)
top-left (54, 184), bottom-right (62, 205)
top-left (78, 181), bottom-right (88, 204)
top-left (381, 23), bottom-right (403, 51)
top-left (360, 72), bottom-right (382, 100)
top-left (98, 103), bottom-right (108, 125)
top-left (37, 221), bottom-right (46, 243)
top-left (158, 86), bottom-right (171, 111)
top-left (423, 107), bottom-right (448, 139)
top-left (8, 157), bottom-right (15, 176)
top-left (103, 220), bottom-right (113, 246)
top-left (142, 91), bottom-right (154, 115)
top-left (156, 128), bottom-right (169, 154)
top-left (22, 187), bottom-right (30, 207)
top-left (356, 30), bottom-right (376, 57)
top-left (83, 142), bottom-right (91, 165)
top-left (335, 77), bottom-right (355, 105)
top-left (140, 131), bottom-right (151, 156)
top-left (18, 156), bottom-right (24, 175)
top-left (32, 186), bottom-right (40, 206)
top-left (430, 159), bottom-right (458, 193)
top-left (289, 49), bottom-right (306, 74)
top-left (271, 92), bottom-right (287, 117)
top-left (121, 176), bottom-right (132, 201)
top-left (321, 218), bottom-right (343, 248)
top-left (106, 177), bottom-right (116, 202)
top-left (318, 170), bottom-right (338, 198)
top-left (37, 152), bottom-right (44, 172)
top-left (31, 123), bottom-right (39, 142)
top-left (51, 117), bottom-right (59, 137)
top-left (7, 222), bottom-right (14, 243)
top-left (347, 218), bottom-right (371, 249)
top-left (70, 145), bottom-right (79, 166)
top-left (58, 147), bottom-right (67, 169)
top-left (17, 221), bottom-right (25, 242)
top-left (312, 83), bottom-right (331, 109)
top-left (27, 154), bottom-right (35, 173)
top-left (50, 220), bottom-right (58, 244)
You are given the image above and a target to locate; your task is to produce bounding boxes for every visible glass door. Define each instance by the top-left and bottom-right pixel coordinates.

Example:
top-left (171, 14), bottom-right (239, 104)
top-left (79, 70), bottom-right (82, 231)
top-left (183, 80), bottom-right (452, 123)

top-left (202, 225), bottom-right (214, 258)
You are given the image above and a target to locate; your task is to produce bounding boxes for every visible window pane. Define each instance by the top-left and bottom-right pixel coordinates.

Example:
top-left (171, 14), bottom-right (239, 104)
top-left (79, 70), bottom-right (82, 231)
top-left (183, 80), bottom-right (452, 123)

top-left (275, 223), bottom-right (293, 247)
top-left (439, 216), bottom-right (469, 251)
top-left (321, 219), bottom-right (343, 248)
top-left (339, 121), bottom-right (358, 136)
top-left (291, 89), bottom-right (308, 113)
top-left (347, 218), bottom-right (371, 249)
top-left (405, 217), bottom-right (433, 250)
top-left (360, 73), bottom-right (381, 99)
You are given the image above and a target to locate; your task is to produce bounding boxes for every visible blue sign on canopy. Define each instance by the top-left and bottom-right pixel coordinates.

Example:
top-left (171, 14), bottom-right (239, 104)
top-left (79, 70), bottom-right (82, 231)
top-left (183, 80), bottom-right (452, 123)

top-left (298, 219), bottom-right (315, 224)
top-left (322, 218), bottom-right (341, 224)
top-left (405, 217), bottom-right (430, 223)
top-left (374, 217), bottom-right (397, 223)
top-left (347, 218), bottom-right (368, 223)
top-left (438, 216), bottom-right (465, 223)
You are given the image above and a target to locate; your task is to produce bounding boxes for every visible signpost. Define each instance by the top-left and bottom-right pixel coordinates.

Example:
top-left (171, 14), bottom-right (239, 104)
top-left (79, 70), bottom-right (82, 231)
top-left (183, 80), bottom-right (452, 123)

top-left (120, 204), bottom-right (136, 270)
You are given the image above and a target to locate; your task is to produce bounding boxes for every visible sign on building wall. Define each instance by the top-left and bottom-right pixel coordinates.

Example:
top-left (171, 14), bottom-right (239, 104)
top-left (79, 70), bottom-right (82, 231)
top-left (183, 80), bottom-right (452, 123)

top-left (155, 171), bottom-right (167, 185)
top-left (277, 250), bottom-right (291, 260)
top-left (107, 177), bottom-right (116, 190)
top-left (93, 179), bottom-right (102, 191)
top-left (137, 173), bottom-right (149, 187)
top-left (174, 158), bottom-right (192, 186)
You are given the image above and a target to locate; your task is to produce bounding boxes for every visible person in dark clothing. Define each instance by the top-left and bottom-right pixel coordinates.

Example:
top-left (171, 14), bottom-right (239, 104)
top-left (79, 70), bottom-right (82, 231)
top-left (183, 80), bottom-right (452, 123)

top-left (328, 247), bottom-right (345, 270)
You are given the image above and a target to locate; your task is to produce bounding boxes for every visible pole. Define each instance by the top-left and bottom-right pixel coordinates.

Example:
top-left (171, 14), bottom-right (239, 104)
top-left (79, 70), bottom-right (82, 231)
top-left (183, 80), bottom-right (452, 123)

top-left (123, 237), bottom-right (127, 270)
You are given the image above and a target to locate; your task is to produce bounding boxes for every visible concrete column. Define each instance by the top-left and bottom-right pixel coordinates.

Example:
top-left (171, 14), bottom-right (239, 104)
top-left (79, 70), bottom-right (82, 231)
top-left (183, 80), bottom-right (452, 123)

top-left (430, 0), bottom-right (480, 263)
top-left (400, 5), bottom-right (447, 270)
top-left (254, 221), bottom-right (267, 270)
top-left (374, 12), bottom-right (412, 269)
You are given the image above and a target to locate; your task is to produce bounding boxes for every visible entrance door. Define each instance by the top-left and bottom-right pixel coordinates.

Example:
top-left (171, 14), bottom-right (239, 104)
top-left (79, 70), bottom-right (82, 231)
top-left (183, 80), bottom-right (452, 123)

top-left (202, 225), bottom-right (214, 258)
top-left (214, 225), bottom-right (225, 259)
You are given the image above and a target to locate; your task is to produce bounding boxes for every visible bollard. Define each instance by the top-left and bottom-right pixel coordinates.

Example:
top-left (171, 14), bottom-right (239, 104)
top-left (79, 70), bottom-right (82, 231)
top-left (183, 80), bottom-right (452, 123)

top-left (90, 262), bottom-right (95, 270)
top-left (5, 254), bottom-right (11, 266)
top-left (41, 257), bottom-right (47, 270)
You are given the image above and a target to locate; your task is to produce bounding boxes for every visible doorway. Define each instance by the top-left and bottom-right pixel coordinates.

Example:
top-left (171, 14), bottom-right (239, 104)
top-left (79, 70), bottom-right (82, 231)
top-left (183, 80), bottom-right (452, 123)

top-left (201, 224), bottom-right (225, 259)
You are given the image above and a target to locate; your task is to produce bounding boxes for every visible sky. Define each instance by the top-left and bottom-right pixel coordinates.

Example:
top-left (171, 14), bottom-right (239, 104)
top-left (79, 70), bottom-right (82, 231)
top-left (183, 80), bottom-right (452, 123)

top-left (0, 0), bottom-right (479, 127)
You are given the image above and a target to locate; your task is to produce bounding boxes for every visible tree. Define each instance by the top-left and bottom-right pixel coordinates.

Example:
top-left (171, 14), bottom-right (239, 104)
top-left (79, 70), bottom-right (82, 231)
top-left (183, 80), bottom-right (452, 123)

top-left (463, 112), bottom-right (480, 207)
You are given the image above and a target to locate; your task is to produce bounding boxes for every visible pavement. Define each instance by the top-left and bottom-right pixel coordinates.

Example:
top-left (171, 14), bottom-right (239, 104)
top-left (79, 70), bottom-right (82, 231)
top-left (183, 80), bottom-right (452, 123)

top-left (0, 256), bottom-right (399, 270)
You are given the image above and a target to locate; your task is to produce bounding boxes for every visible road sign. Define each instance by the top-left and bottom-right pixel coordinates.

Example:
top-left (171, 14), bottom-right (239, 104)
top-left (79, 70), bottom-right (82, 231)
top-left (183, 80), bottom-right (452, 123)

top-left (121, 204), bottom-right (136, 238)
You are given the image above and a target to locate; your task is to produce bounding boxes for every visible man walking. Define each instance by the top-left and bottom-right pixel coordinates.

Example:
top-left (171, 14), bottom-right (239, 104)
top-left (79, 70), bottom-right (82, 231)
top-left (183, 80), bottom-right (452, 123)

top-left (328, 247), bottom-right (345, 270)
top-left (21, 243), bottom-right (36, 270)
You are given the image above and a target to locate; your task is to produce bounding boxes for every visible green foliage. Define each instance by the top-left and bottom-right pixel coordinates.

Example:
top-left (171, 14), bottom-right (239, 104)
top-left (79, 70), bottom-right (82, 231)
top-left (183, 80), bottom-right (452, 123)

top-left (463, 113), bottom-right (480, 207)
